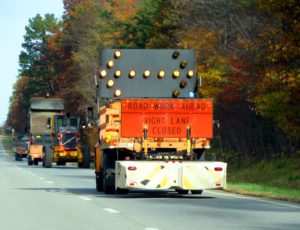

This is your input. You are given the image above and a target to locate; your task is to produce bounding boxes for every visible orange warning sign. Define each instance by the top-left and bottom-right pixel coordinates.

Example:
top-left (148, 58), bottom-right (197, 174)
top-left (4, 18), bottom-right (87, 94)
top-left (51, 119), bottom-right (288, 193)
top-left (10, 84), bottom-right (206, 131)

top-left (121, 99), bottom-right (213, 138)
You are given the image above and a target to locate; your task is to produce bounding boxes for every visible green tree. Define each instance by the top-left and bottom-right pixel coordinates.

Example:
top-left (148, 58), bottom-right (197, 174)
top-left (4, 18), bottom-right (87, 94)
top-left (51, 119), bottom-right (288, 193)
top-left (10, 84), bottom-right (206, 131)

top-left (19, 13), bottom-right (62, 100)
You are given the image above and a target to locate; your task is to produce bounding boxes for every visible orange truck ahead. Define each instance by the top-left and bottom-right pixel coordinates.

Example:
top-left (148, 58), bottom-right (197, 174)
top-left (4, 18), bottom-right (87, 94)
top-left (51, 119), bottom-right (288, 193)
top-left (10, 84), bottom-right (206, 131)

top-left (94, 49), bottom-right (227, 194)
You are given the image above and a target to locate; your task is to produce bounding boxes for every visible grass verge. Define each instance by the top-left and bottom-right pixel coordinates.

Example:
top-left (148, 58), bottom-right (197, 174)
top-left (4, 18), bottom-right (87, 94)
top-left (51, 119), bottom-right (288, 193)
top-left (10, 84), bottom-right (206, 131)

top-left (0, 135), bottom-right (14, 157)
top-left (226, 156), bottom-right (300, 203)
top-left (226, 182), bottom-right (300, 203)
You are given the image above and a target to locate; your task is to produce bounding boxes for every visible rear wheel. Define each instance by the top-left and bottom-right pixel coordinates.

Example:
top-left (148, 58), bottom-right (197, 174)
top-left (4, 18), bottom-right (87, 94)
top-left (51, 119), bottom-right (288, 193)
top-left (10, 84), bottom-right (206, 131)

top-left (116, 188), bottom-right (129, 194)
top-left (43, 147), bottom-right (53, 168)
top-left (33, 159), bottom-right (39, 165)
top-left (28, 158), bottom-right (33, 165)
top-left (191, 190), bottom-right (203, 195)
top-left (177, 189), bottom-right (189, 195)
top-left (96, 173), bottom-right (103, 192)
top-left (103, 150), bottom-right (116, 194)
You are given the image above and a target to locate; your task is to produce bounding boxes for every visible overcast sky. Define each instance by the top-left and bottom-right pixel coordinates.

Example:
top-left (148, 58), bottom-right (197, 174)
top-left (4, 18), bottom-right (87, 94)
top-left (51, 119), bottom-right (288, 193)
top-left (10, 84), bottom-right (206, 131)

top-left (0, 0), bottom-right (64, 126)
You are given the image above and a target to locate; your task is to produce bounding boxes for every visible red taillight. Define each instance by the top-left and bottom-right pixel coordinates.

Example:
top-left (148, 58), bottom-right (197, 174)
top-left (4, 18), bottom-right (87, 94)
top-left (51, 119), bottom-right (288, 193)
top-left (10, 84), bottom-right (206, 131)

top-left (128, 166), bottom-right (137, 171)
top-left (129, 182), bottom-right (136, 186)
top-left (76, 133), bottom-right (80, 139)
top-left (214, 167), bottom-right (223, 171)
top-left (216, 183), bottom-right (221, 187)
top-left (57, 133), bottom-right (61, 139)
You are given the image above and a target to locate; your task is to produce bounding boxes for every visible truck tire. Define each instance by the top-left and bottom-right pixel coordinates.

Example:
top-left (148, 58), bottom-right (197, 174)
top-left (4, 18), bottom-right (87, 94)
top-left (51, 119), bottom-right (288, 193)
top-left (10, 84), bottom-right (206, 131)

top-left (43, 147), bottom-right (53, 168)
top-left (15, 153), bottom-right (19, 161)
top-left (33, 159), bottom-right (39, 165)
top-left (103, 175), bottom-right (115, 194)
top-left (96, 172), bottom-right (103, 192)
top-left (28, 158), bottom-right (33, 165)
top-left (116, 188), bottom-right (129, 194)
top-left (176, 189), bottom-right (189, 195)
top-left (103, 151), bottom-right (115, 194)
top-left (191, 190), bottom-right (203, 195)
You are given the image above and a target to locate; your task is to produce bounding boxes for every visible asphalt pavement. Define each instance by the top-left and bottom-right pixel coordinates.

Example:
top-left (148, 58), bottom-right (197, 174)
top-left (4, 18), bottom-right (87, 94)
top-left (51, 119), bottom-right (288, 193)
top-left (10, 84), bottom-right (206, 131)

top-left (1, 142), bottom-right (300, 230)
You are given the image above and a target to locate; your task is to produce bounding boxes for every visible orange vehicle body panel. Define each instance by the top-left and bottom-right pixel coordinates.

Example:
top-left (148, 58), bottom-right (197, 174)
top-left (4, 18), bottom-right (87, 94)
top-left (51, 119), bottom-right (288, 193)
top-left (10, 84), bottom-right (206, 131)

top-left (121, 99), bottom-right (213, 138)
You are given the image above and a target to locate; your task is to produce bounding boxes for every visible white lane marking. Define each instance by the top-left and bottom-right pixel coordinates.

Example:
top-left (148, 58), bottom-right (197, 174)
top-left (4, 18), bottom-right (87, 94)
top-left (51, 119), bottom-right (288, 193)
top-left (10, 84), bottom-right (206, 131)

top-left (103, 208), bottom-right (120, 214)
top-left (31, 173), bottom-right (37, 176)
top-left (145, 228), bottom-right (160, 230)
top-left (79, 196), bottom-right (92, 201)
top-left (39, 177), bottom-right (45, 180)
top-left (47, 181), bottom-right (54, 184)
top-left (206, 190), bottom-right (300, 209)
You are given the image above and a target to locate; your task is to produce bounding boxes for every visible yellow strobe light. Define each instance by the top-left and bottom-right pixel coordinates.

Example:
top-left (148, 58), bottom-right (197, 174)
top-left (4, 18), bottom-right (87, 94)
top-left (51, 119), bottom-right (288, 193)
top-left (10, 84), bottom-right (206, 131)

top-left (114, 70), bottom-right (121, 78)
top-left (114, 50), bottom-right (121, 59)
top-left (143, 70), bottom-right (151, 78)
top-left (158, 70), bottom-right (165, 79)
top-left (187, 70), bottom-right (194, 78)
top-left (173, 70), bottom-right (180, 78)
top-left (99, 69), bottom-right (107, 78)
top-left (129, 70), bottom-right (136, 78)
top-left (114, 89), bottom-right (122, 97)
top-left (106, 80), bottom-right (114, 88)
top-left (107, 60), bottom-right (114, 68)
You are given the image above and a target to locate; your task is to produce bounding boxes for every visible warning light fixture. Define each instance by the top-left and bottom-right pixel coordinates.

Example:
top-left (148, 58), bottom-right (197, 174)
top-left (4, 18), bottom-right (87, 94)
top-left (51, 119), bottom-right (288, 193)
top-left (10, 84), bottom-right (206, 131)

top-left (187, 70), bottom-right (194, 78)
top-left (99, 69), bottom-right (107, 78)
top-left (180, 80), bottom-right (187, 88)
top-left (114, 50), bottom-right (121, 59)
top-left (107, 60), bottom-right (114, 68)
top-left (143, 70), bottom-right (151, 78)
top-left (129, 70), bottom-right (136, 78)
top-left (173, 70), bottom-right (180, 78)
top-left (106, 80), bottom-right (114, 88)
top-left (114, 89), bottom-right (122, 97)
top-left (114, 70), bottom-right (121, 78)
top-left (158, 70), bottom-right (165, 79)
top-left (172, 89), bottom-right (180, 98)
top-left (180, 60), bottom-right (187, 69)
top-left (172, 50), bottom-right (180, 59)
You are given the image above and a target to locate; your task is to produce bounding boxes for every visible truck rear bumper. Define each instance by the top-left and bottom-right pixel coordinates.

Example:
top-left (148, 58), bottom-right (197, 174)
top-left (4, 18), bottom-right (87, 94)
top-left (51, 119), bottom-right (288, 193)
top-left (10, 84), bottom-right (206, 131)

top-left (115, 161), bottom-right (227, 191)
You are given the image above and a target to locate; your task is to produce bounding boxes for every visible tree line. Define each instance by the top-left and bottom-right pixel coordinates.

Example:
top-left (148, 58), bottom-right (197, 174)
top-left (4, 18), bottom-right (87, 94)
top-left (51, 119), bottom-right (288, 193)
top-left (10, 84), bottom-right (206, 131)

top-left (5, 0), bottom-right (299, 159)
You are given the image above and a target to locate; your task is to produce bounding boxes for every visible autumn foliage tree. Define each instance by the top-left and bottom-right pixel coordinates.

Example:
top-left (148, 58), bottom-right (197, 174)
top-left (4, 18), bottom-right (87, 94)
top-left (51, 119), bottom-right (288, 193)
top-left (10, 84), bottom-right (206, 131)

top-left (6, 0), bottom-right (299, 158)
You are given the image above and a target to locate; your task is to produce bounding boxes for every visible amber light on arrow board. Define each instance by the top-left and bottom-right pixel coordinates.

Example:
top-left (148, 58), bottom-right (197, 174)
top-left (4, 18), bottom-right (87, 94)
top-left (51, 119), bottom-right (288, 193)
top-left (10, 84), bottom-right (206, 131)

top-left (106, 80), bottom-right (114, 88)
top-left (187, 70), bottom-right (194, 78)
top-left (114, 50), bottom-right (121, 59)
top-left (107, 60), bottom-right (114, 68)
top-left (172, 50), bottom-right (180, 59)
top-left (143, 70), bottom-right (151, 78)
top-left (99, 69), bottom-right (107, 78)
top-left (172, 89), bottom-right (180, 97)
top-left (114, 70), bottom-right (121, 78)
top-left (158, 70), bottom-right (165, 79)
top-left (129, 70), bottom-right (136, 79)
top-left (173, 70), bottom-right (180, 79)
top-left (114, 89), bottom-right (122, 97)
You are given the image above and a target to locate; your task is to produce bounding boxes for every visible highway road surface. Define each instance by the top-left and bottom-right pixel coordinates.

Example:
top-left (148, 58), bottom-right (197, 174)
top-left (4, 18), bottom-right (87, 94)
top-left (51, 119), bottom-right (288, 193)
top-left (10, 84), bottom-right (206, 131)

top-left (1, 142), bottom-right (300, 230)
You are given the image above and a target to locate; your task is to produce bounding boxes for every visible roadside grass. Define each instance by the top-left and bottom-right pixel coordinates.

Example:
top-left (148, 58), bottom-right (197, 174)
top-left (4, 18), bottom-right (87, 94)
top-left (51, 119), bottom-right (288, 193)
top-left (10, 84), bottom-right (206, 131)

top-left (226, 182), bottom-right (300, 202)
top-left (226, 155), bottom-right (300, 203)
top-left (0, 135), bottom-right (14, 156)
